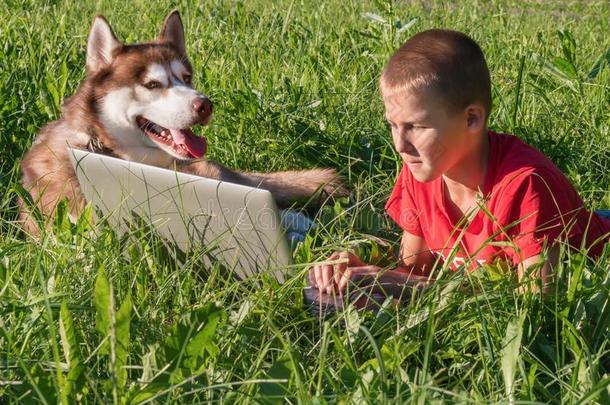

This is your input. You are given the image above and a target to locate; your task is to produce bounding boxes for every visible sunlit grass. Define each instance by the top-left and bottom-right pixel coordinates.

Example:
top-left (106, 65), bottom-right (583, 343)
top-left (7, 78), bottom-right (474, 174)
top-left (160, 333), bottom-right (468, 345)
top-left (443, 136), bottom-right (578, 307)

top-left (1, 0), bottom-right (609, 402)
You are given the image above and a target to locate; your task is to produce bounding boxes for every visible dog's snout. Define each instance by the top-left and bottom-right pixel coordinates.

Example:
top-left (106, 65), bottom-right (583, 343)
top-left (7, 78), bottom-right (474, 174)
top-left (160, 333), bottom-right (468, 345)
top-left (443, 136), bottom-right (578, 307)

top-left (193, 97), bottom-right (213, 117)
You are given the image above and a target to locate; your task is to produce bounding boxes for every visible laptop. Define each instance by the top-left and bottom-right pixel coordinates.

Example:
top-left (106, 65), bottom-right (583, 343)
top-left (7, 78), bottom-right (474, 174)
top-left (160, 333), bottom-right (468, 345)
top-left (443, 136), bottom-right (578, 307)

top-left (67, 148), bottom-right (292, 282)
top-left (67, 148), bottom-right (415, 313)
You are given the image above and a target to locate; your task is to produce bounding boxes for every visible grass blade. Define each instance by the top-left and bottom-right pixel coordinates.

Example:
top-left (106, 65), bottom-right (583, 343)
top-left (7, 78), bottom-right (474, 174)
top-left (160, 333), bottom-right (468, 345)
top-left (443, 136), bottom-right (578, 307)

top-left (500, 312), bottom-right (525, 404)
top-left (59, 302), bottom-right (85, 401)
top-left (115, 292), bottom-right (131, 391)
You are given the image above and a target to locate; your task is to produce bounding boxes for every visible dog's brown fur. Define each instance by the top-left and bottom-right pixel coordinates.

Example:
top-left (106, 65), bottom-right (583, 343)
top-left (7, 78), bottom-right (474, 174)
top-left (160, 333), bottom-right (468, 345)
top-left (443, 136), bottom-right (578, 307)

top-left (19, 11), bottom-right (346, 236)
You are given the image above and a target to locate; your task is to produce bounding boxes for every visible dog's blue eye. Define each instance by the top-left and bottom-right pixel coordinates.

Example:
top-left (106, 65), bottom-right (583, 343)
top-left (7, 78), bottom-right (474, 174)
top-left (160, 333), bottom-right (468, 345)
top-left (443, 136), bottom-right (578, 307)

top-left (144, 81), bottom-right (162, 90)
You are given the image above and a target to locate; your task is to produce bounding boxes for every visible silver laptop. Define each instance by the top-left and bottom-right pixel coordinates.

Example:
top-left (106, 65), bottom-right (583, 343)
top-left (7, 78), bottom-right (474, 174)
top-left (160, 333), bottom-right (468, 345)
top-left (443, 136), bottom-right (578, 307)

top-left (67, 148), bottom-right (292, 282)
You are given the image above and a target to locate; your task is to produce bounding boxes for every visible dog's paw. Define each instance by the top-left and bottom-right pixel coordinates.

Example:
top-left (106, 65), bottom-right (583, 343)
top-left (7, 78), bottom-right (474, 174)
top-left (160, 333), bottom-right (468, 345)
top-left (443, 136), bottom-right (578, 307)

top-left (309, 168), bottom-right (350, 207)
top-left (319, 168), bottom-right (349, 199)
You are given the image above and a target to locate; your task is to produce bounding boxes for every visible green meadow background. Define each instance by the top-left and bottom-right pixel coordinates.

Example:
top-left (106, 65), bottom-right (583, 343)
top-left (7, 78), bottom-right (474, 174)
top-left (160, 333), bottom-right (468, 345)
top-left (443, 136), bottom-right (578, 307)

top-left (1, 0), bottom-right (609, 402)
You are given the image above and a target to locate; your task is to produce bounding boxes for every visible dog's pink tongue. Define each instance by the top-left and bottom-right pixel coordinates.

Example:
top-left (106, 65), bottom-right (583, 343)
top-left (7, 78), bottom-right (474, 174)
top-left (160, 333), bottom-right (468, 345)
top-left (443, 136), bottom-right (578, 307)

top-left (169, 128), bottom-right (207, 158)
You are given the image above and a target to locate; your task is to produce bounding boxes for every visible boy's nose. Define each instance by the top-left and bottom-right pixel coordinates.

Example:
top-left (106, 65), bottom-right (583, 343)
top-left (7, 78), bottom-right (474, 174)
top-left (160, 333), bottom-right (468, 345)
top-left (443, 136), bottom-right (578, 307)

top-left (394, 137), bottom-right (416, 155)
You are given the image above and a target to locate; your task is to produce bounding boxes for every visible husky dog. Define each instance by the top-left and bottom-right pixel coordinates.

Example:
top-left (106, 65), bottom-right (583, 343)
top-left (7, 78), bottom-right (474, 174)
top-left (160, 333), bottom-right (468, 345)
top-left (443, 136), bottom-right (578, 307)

top-left (19, 10), bottom-right (346, 236)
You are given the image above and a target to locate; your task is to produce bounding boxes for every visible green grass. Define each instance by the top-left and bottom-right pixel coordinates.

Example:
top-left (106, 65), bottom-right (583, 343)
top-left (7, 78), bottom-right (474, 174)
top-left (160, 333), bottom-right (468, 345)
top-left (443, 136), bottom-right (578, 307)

top-left (1, 0), bottom-right (610, 402)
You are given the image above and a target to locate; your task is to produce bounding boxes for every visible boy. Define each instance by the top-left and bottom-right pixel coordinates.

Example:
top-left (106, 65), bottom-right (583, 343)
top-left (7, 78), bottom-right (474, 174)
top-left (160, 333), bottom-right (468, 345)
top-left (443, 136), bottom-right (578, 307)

top-left (310, 29), bottom-right (610, 294)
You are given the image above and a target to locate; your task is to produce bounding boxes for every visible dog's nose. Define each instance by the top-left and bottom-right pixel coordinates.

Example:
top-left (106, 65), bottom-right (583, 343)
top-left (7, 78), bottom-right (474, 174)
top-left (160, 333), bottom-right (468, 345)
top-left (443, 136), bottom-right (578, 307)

top-left (192, 97), bottom-right (213, 117)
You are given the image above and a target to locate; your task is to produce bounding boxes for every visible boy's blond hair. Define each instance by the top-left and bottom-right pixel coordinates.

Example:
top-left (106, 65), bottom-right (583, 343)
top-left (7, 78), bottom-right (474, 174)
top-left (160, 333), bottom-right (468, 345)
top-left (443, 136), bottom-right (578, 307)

top-left (380, 29), bottom-right (492, 120)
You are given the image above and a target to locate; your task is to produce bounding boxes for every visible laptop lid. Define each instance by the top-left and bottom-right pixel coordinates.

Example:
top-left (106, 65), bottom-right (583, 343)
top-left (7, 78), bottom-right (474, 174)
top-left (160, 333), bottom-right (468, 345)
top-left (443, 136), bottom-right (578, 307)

top-left (67, 147), bottom-right (292, 282)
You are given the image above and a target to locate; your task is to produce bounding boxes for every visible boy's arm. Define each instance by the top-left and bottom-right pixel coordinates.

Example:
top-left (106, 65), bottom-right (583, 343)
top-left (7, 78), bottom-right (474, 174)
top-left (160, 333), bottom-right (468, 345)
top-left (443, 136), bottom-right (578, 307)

top-left (517, 245), bottom-right (559, 294)
top-left (397, 231), bottom-right (438, 275)
top-left (402, 231), bottom-right (559, 294)
top-left (309, 231), bottom-right (435, 294)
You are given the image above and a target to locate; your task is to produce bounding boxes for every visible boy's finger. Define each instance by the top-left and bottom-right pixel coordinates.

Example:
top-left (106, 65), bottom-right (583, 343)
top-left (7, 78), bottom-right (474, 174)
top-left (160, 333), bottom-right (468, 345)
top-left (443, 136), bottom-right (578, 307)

top-left (333, 264), bottom-right (344, 287)
top-left (349, 265), bottom-right (377, 275)
top-left (338, 251), bottom-right (351, 267)
top-left (321, 265), bottom-right (331, 291)
top-left (315, 264), bottom-right (329, 291)
top-left (314, 266), bottom-right (325, 289)
top-left (337, 268), bottom-right (352, 292)
top-left (333, 261), bottom-right (350, 290)
top-left (322, 264), bottom-right (333, 292)
top-left (347, 251), bottom-right (365, 267)
top-left (308, 267), bottom-right (317, 287)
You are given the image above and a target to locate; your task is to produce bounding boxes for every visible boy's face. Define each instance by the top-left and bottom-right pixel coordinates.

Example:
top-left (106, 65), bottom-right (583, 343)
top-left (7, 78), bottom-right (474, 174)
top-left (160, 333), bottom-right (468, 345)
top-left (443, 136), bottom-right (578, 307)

top-left (383, 88), bottom-right (479, 183)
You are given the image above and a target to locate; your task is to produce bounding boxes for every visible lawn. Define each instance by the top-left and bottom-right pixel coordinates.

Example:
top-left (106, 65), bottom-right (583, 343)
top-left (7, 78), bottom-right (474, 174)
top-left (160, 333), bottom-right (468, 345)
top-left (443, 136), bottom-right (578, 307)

top-left (1, 0), bottom-right (609, 402)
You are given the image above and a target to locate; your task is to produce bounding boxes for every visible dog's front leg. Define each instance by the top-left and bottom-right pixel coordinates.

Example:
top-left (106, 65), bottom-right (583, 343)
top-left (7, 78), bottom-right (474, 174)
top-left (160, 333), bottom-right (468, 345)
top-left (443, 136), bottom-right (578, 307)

top-left (175, 159), bottom-right (347, 208)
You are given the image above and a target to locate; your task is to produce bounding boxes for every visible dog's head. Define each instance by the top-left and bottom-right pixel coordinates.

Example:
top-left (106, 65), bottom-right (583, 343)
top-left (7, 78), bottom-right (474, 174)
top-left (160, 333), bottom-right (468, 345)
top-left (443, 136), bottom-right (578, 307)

top-left (84, 11), bottom-right (211, 164)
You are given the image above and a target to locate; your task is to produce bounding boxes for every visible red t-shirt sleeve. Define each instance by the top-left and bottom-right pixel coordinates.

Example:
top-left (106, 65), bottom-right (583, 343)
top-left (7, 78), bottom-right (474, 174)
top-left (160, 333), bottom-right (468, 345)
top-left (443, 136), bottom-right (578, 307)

top-left (495, 168), bottom-right (583, 264)
top-left (385, 165), bottom-right (424, 237)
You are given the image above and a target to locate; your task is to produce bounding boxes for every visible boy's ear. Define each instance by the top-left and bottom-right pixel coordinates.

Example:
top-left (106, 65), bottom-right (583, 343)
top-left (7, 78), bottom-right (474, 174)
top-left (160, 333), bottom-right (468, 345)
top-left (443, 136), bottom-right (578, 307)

top-left (464, 104), bottom-right (486, 132)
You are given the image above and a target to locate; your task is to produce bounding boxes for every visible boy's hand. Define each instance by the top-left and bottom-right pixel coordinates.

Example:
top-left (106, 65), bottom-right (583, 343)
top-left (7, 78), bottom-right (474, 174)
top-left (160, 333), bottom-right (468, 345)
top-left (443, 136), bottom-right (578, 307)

top-left (308, 251), bottom-right (382, 294)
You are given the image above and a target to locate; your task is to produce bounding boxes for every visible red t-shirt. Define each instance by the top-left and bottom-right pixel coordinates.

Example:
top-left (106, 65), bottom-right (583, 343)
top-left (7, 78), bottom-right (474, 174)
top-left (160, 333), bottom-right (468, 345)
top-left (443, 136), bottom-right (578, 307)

top-left (385, 131), bottom-right (610, 268)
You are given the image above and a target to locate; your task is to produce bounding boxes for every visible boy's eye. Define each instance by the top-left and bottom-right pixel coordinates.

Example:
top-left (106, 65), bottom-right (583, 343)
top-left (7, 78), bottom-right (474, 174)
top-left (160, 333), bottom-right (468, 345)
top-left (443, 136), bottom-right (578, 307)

top-left (144, 81), bottom-right (163, 90)
top-left (388, 122), bottom-right (415, 132)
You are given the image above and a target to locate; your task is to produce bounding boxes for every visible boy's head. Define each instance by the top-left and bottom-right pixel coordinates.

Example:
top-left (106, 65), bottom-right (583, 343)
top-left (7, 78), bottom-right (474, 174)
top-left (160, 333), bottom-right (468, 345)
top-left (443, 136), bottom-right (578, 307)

top-left (381, 29), bottom-right (491, 120)
top-left (380, 29), bottom-right (492, 182)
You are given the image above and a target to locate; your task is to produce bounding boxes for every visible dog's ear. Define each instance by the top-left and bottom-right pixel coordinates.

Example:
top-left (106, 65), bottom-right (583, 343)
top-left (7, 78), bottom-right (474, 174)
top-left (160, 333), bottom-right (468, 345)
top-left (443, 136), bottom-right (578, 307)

top-left (86, 15), bottom-right (121, 73)
top-left (158, 10), bottom-right (186, 57)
